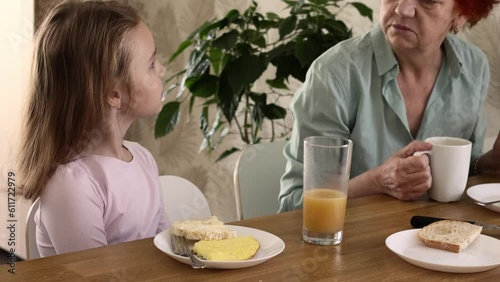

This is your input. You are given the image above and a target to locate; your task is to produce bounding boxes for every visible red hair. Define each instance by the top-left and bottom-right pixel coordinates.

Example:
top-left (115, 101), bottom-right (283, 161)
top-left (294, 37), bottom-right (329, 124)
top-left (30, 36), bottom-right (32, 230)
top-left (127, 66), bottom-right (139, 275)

top-left (455, 0), bottom-right (500, 26)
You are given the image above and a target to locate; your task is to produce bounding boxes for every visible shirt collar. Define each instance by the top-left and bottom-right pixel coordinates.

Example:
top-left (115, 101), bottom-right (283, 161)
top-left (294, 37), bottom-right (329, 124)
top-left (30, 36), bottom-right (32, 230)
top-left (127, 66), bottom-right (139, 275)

top-left (442, 36), bottom-right (462, 78)
top-left (371, 25), bottom-right (463, 78)
top-left (371, 25), bottom-right (398, 76)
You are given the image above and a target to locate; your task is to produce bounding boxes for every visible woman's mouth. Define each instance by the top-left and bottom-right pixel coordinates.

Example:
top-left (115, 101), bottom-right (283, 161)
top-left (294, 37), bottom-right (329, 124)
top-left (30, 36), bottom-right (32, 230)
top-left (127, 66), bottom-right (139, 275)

top-left (391, 24), bottom-right (414, 33)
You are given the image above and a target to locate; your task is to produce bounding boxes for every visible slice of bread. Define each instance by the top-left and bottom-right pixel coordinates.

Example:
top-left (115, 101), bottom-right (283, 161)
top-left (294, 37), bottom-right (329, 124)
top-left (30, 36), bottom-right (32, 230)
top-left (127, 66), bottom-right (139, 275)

top-left (170, 216), bottom-right (237, 240)
top-left (193, 236), bottom-right (260, 261)
top-left (417, 220), bottom-right (482, 253)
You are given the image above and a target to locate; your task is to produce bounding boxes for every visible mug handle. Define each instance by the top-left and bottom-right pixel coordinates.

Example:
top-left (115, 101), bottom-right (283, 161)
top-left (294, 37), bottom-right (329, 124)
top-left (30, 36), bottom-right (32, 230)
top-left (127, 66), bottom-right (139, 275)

top-left (413, 150), bottom-right (431, 157)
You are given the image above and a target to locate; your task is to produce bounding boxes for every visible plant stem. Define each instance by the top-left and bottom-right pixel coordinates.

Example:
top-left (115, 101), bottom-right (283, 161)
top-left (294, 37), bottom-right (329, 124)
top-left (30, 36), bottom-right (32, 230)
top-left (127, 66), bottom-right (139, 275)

top-left (271, 120), bottom-right (275, 142)
top-left (244, 91), bottom-right (250, 143)
top-left (233, 115), bottom-right (248, 144)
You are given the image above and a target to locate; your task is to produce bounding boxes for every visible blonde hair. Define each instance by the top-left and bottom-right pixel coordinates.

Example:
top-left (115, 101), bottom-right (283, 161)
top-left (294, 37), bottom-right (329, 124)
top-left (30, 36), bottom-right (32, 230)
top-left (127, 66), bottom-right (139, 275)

top-left (18, 0), bottom-right (141, 200)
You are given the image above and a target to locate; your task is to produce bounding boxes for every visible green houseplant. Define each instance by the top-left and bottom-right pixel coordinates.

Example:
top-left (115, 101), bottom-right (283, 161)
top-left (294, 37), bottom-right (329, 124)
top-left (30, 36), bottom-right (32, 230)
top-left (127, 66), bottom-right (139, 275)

top-left (155, 0), bottom-right (372, 160)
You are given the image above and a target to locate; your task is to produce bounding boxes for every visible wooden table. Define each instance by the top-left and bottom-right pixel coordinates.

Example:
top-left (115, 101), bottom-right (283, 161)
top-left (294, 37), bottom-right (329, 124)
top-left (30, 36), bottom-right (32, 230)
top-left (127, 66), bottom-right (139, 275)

top-left (1, 176), bottom-right (499, 281)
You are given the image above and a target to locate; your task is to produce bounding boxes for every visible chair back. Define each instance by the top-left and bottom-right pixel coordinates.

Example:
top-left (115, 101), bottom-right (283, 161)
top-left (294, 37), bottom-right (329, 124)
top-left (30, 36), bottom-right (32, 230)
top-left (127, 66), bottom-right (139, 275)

top-left (159, 175), bottom-right (212, 223)
top-left (233, 141), bottom-right (287, 220)
top-left (25, 198), bottom-right (41, 260)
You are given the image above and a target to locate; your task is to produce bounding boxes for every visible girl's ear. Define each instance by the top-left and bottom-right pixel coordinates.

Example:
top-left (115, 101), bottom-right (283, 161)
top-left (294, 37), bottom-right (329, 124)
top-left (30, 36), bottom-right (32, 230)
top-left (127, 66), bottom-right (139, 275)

top-left (108, 89), bottom-right (122, 110)
top-left (108, 82), bottom-right (126, 110)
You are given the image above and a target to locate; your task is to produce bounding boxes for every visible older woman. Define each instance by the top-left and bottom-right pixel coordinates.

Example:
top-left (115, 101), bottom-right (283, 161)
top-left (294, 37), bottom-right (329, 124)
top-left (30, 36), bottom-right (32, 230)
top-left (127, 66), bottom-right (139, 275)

top-left (279, 0), bottom-right (500, 212)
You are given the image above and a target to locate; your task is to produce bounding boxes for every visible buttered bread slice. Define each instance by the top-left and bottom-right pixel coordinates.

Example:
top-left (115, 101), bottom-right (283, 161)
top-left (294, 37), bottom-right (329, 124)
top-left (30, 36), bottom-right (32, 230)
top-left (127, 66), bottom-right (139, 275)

top-left (193, 236), bottom-right (260, 261)
top-left (171, 216), bottom-right (237, 240)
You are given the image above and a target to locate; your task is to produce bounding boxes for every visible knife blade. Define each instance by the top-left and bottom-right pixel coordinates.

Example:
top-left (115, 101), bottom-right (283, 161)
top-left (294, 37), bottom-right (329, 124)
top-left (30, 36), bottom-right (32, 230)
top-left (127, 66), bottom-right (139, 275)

top-left (410, 215), bottom-right (500, 231)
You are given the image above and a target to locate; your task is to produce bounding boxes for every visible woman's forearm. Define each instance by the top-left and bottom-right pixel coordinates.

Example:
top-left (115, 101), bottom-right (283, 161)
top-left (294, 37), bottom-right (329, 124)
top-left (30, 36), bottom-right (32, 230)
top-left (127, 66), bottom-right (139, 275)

top-left (348, 169), bottom-right (381, 199)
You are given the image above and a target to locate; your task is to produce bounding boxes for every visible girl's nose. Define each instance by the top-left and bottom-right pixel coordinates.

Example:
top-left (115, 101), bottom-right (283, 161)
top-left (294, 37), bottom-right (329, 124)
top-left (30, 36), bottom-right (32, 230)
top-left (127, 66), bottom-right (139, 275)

top-left (158, 62), bottom-right (166, 78)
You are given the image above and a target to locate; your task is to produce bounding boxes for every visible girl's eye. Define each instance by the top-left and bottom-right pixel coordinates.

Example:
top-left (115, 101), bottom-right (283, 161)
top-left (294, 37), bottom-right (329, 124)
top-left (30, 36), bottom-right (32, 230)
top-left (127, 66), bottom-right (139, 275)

top-left (150, 59), bottom-right (156, 69)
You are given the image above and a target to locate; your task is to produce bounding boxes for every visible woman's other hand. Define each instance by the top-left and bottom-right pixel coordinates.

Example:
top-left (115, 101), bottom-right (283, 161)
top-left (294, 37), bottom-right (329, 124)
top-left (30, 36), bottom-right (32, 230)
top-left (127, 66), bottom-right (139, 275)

top-left (477, 131), bottom-right (500, 176)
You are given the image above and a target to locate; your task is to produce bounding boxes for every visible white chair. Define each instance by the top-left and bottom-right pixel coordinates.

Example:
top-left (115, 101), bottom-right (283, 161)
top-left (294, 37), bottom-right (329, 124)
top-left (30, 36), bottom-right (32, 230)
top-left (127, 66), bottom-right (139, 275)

top-left (233, 141), bottom-right (287, 220)
top-left (25, 198), bottom-right (41, 260)
top-left (159, 175), bottom-right (212, 223)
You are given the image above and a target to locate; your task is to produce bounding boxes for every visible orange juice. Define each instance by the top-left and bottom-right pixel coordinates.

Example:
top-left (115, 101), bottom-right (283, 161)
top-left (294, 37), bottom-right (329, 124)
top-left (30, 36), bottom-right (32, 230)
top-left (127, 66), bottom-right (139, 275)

top-left (303, 189), bottom-right (347, 234)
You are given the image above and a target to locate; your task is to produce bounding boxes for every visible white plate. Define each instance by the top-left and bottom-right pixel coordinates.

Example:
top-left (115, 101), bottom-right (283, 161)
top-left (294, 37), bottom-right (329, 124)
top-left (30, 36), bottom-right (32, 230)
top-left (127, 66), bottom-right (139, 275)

top-left (385, 229), bottom-right (500, 273)
top-left (467, 183), bottom-right (500, 213)
top-left (154, 225), bottom-right (285, 269)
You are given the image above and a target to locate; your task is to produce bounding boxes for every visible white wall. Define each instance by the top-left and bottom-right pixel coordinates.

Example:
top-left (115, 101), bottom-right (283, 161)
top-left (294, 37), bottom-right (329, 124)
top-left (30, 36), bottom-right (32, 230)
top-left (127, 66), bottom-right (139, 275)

top-left (0, 0), bottom-right (34, 260)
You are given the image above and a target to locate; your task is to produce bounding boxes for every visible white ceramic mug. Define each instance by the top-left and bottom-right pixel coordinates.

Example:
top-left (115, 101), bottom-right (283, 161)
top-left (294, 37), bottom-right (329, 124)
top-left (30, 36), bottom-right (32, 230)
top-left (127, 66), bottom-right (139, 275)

top-left (414, 137), bottom-right (472, 202)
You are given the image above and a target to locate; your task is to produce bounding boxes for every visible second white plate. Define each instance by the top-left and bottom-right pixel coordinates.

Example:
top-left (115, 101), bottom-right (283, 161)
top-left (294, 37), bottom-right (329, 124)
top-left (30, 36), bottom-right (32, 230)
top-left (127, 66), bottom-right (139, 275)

top-left (154, 225), bottom-right (285, 269)
top-left (386, 229), bottom-right (500, 273)
top-left (467, 183), bottom-right (500, 213)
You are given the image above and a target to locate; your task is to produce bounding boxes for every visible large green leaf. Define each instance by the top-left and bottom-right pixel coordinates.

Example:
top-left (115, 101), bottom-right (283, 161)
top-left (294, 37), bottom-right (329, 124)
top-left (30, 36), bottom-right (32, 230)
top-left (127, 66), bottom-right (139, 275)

top-left (266, 12), bottom-right (280, 20)
top-left (200, 106), bottom-right (209, 133)
top-left (199, 20), bottom-right (223, 39)
top-left (168, 39), bottom-right (193, 63)
top-left (224, 54), bottom-right (267, 95)
top-left (186, 52), bottom-right (210, 79)
top-left (267, 42), bottom-right (295, 63)
top-left (295, 35), bottom-right (322, 67)
top-left (184, 76), bottom-right (198, 89)
top-left (251, 93), bottom-right (266, 128)
top-left (259, 19), bottom-right (280, 29)
top-left (188, 75), bottom-right (218, 98)
top-left (155, 101), bottom-right (181, 138)
top-left (209, 48), bottom-right (223, 74)
top-left (250, 92), bottom-right (266, 104)
top-left (240, 30), bottom-right (266, 48)
top-left (309, 0), bottom-right (328, 4)
top-left (187, 21), bottom-right (210, 40)
top-left (264, 104), bottom-right (287, 120)
top-left (272, 55), bottom-right (306, 82)
top-left (217, 74), bottom-right (238, 123)
top-left (217, 54), bottom-right (266, 122)
top-left (251, 14), bottom-right (263, 30)
top-left (279, 15), bottom-right (297, 39)
top-left (234, 43), bottom-right (255, 56)
top-left (212, 30), bottom-right (239, 50)
top-left (350, 2), bottom-right (373, 21)
top-left (225, 9), bottom-right (240, 23)
top-left (215, 147), bottom-right (240, 162)
top-left (266, 77), bottom-right (289, 89)
top-left (217, 13), bottom-right (237, 31)
top-left (189, 95), bottom-right (196, 114)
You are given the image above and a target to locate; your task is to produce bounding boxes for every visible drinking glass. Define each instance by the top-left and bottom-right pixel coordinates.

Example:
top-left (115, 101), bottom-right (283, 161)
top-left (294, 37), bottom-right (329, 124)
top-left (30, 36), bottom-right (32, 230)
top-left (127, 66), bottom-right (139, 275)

top-left (302, 136), bottom-right (353, 245)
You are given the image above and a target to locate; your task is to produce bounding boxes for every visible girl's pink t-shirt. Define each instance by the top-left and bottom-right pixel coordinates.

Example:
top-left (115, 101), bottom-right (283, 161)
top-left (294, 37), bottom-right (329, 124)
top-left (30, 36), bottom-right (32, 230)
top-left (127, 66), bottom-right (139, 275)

top-left (35, 141), bottom-right (169, 257)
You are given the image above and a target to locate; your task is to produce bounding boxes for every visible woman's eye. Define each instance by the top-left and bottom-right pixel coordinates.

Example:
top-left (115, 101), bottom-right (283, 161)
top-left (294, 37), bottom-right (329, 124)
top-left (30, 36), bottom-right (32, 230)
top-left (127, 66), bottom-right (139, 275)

top-left (150, 59), bottom-right (156, 69)
top-left (421, 0), bottom-right (439, 5)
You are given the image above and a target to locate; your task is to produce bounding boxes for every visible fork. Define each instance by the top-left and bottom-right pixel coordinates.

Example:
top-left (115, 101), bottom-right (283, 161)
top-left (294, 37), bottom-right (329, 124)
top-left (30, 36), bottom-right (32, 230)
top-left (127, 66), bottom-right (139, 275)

top-left (170, 235), bottom-right (205, 269)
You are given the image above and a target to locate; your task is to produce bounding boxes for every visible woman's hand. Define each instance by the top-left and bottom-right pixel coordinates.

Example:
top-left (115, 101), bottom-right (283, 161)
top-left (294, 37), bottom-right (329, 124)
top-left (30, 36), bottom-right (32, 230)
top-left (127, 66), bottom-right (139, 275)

top-left (477, 131), bottom-right (500, 176)
top-left (493, 131), bottom-right (500, 158)
top-left (369, 140), bottom-right (433, 200)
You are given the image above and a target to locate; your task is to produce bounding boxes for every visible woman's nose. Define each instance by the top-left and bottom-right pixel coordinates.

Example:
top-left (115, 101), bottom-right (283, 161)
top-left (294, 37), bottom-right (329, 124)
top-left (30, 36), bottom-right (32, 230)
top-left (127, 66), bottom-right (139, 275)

top-left (395, 0), bottom-right (416, 18)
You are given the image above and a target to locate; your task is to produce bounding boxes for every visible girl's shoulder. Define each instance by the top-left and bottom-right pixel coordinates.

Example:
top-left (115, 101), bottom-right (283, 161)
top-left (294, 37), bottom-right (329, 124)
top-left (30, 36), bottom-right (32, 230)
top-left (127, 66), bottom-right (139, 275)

top-left (122, 140), bottom-right (157, 170)
top-left (43, 159), bottom-right (102, 200)
top-left (122, 141), bottom-right (152, 159)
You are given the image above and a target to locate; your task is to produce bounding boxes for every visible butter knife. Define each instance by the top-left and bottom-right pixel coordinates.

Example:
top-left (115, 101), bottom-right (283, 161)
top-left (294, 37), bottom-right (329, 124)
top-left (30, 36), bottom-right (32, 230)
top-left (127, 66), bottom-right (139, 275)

top-left (410, 215), bottom-right (500, 231)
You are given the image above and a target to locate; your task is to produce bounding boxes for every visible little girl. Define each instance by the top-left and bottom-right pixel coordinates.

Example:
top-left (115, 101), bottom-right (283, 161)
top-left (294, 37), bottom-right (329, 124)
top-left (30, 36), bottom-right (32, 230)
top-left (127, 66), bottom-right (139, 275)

top-left (18, 0), bottom-right (169, 257)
